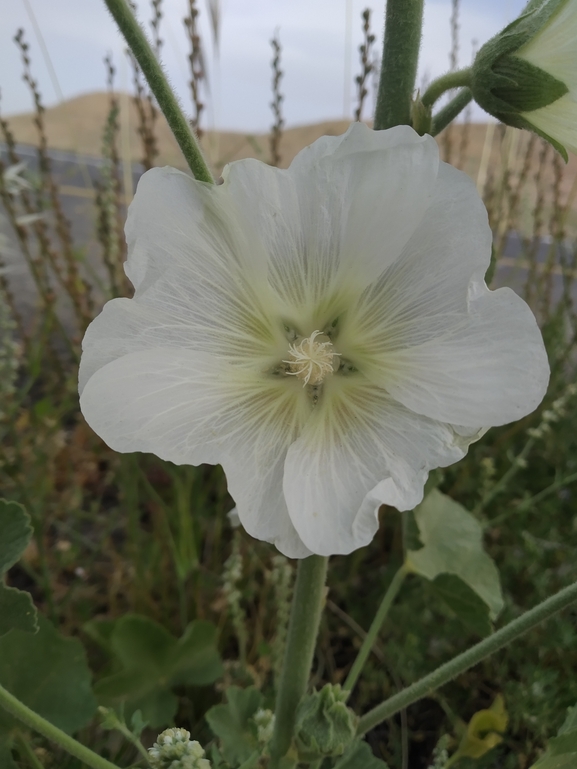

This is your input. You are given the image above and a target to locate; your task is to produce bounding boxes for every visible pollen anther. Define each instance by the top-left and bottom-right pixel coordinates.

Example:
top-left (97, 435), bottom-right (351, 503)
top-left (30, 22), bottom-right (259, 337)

top-left (283, 330), bottom-right (340, 386)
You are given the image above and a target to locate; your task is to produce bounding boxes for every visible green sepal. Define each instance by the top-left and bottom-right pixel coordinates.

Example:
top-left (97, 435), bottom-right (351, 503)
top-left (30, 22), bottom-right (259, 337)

top-left (294, 684), bottom-right (358, 762)
top-left (471, 0), bottom-right (570, 122)
top-left (492, 111), bottom-right (569, 162)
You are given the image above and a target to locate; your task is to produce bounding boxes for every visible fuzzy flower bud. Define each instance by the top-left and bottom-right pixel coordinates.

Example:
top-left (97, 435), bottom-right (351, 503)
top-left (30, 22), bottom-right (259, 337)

top-left (253, 708), bottom-right (275, 745)
top-left (471, 0), bottom-right (577, 159)
top-left (294, 684), bottom-right (358, 761)
top-left (148, 728), bottom-right (211, 769)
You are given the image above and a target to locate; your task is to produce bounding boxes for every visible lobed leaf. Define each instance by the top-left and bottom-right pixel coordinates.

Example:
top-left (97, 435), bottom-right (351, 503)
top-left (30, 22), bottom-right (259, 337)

top-left (205, 686), bottom-right (264, 766)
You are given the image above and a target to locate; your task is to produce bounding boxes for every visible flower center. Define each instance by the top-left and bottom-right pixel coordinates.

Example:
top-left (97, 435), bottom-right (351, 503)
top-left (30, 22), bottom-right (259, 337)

top-left (283, 330), bottom-right (340, 386)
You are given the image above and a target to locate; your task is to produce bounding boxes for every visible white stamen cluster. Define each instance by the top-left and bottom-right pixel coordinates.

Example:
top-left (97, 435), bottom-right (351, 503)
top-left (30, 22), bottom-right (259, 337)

top-left (253, 707), bottom-right (275, 745)
top-left (148, 728), bottom-right (211, 769)
top-left (284, 330), bottom-right (339, 386)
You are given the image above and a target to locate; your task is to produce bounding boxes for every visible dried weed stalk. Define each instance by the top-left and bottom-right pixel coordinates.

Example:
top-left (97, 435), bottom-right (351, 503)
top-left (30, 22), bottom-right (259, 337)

top-left (184, 0), bottom-right (205, 138)
top-left (354, 9), bottom-right (376, 122)
top-left (269, 32), bottom-right (284, 167)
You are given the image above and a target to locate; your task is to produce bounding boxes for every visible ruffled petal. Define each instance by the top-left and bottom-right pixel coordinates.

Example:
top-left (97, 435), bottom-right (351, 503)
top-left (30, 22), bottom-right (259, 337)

top-left (80, 347), bottom-right (311, 558)
top-left (222, 123), bottom-right (439, 329)
top-left (283, 377), bottom-right (466, 556)
top-left (339, 162), bottom-right (549, 427)
top-left (123, 167), bottom-right (286, 367)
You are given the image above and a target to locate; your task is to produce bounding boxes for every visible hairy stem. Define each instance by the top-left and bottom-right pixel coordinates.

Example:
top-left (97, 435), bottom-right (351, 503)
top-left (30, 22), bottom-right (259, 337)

top-left (374, 0), bottom-right (424, 129)
top-left (344, 565), bottom-right (408, 695)
top-left (0, 684), bottom-right (119, 769)
top-left (269, 555), bottom-right (329, 768)
top-left (421, 68), bottom-right (472, 108)
top-left (357, 578), bottom-right (577, 735)
top-left (431, 88), bottom-right (473, 136)
top-left (103, 0), bottom-right (213, 183)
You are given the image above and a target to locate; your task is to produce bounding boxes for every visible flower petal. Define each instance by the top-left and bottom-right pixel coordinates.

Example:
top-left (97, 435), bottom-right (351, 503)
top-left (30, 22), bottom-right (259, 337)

top-left (339, 162), bottom-right (549, 427)
top-left (222, 123), bottom-right (439, 328)
top-left (123, 167), bottom-right (286, 367)
top-left (80, 347), bottom-right (311, 558)
top-left (283, 377), bottom-right (466, 556)
top-left (522, 94), bottom-right (577, 157)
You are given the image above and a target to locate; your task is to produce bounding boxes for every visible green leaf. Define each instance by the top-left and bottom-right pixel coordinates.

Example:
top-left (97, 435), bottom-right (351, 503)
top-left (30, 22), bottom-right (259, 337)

top-left (0, 499), bottom-right (37, 638)
top-left (0, 500), bottom-right (32, 574)
top-left (0, 584), bottom-right (38, 636)
top-left (431, 574), bottom-right (492, 637)
top-left (94, 614), bottom-right (222, 729)
top-left (532, 705), bottom-right (577, 768)
top-left (169, 620), bottom-right (224, 686)
top-left (205, 686), bottom-right (264, 766)
top-left (333, 740), bottom-right (390, 768)
top-left (0, 614), bottom-right (97, 737)
top-left (406, 489), bottom-right (503, 620)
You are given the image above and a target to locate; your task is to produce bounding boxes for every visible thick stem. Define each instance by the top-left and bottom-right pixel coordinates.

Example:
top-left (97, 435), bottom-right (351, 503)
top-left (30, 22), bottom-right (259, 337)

top-left (344, 565), bottom-right (408, 695)
top-left (431, 88), bottom-right (473, 136)
top-left (421, 68), bottom-right (472, 108)
top-left (357, 579), bottom-right (577, 735)
top-left (103, 0), bottom-right (213, 183)
top-left (0, 684), bottom-right (120, 769)
top-left (374, 0), bottom-right (424, 129)
top-left (269, 555), bottom-right (329, 768)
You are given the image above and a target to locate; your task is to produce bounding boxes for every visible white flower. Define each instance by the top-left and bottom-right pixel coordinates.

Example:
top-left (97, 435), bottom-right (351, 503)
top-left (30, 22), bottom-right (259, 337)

top-left (515, 0), bottom-right (577, 155)
top-left (148, 728), bottom-right (211, 769)
top-left (79, 123), bottom-right (549, 558)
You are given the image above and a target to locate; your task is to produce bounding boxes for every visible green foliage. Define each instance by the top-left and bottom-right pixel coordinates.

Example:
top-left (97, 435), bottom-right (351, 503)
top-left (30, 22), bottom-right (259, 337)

top-left (0, 737), bottom-right (18, 769)
top-left (93, 614), bottom-right (223, 728)
top-left (0, 614), bottom-right (97, 736)
top-left (295, 684), bottom-right (357, 761)
top-left (205, 686), bottom-right (264, 767)
top-left (531, 704), bottom-right (577, 768)
top-left (0, 499), bottom-right (37, 637)
top-left (406, 489), bottom-right (503, 631)
top-left (333, 740), bottom-right (390, 768)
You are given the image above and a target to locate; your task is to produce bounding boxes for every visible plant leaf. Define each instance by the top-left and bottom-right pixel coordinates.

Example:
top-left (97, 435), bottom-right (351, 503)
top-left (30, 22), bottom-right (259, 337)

top-left (406, 489), bottom-right (503, 619)
top-left (431, 574), bottom-right (493, 637)
top-left (205, 686), bottom-right (263, 766)
top-left (0, 614), bottom-right (97, 737)
top-left (452, 695), bottom-right (509, 760)
top-left (169, 620), bottom-right (224, 686)
top-left (0, 737), bottom-right (18, 769)
top-left (532, 704), bottom-right (577, 768)
top-left (333, 740), bottom-right (390, 768)
top-left (0, 584), bottom-right (38, 637)
top-left (0, 499), bottom-right (32, 574)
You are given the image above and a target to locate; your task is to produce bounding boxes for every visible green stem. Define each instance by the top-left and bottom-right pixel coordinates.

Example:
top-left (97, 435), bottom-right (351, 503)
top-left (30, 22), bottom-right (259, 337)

top-left (0, 685), bottom-right (120, 769)
top-left (103, 0), bottom-right (213, 183)
top-left (15, 732), bottom-right (45, 769)
top-left (269, 555), bottom-right (329, 768)
top-left (343, 565), bottom-right (408, 695)
top-left (474, 438), bottom-right (535, 517)
top-left (421, 68), bottom-right (472, 108)
top-left (431, 89), bottom-right (473, 136)
top-left (357, 578), bottom-right (577, 735)
top-left (374, 0), bottom-right (424, 129)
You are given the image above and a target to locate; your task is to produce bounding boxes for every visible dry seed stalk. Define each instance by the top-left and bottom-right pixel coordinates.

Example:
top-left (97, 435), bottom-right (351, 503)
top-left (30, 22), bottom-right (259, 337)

top-left (184, 0), bottom-right (205, 138)
top-left (354, 9), bottom-right (376, 122)
top-left (269, 33), bottom-right (284, 167)
top-left (441, 0), bottom-right (460, 164)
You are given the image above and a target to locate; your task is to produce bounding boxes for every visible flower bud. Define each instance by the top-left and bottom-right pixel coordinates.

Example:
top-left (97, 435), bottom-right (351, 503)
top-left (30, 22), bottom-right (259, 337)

top-left (470, 0), bottom-right (576, 159)
top-left (294, 684), bottom-right (358, 761)
top-left (148, 728), bottom-right (211, 769)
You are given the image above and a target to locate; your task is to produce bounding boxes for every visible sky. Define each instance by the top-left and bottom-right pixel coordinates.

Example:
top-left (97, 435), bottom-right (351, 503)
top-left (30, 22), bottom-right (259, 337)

top-left (1, 0), bottom-right (528, 132)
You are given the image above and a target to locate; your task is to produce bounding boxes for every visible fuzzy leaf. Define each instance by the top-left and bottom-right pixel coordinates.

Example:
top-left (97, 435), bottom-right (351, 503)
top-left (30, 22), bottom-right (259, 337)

top-left (205, 686), bottom-right (263, 766)
top-left (0, 614), bottom-right (97, 737)
top-left (333, 740), bottom-right (390, 768)
top-left (0, 584), bottom-right (38, 637)
top-left (406, 490), bottom-right (503, 620)
top-left (0, 500), bottom-right (32, 575)
top-left (532, 704), bottom-right (577, 768)
top-left (431, 574), bottom-right (493, 637)
top-left (94, 614), bottom-right (222, 728)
